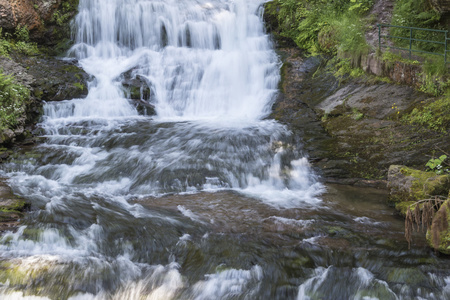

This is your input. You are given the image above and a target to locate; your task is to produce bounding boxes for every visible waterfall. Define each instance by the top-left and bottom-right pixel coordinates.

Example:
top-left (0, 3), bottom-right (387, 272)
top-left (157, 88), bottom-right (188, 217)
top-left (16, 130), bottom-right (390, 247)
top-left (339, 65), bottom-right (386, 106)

top-left (1, 1), bottom-right (449, 299)
top-left (68, 0), bottom-right (280, 121)
top-left (0, 1), bottom-right (330, 299)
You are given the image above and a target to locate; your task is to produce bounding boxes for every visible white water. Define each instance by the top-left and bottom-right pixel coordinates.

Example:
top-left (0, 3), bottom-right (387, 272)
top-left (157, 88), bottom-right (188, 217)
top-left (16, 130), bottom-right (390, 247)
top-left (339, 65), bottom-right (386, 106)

top-left (0, 1), bottom-right (327, 299)
top-left (68, 0), bottom-right (279, 121)
top-left (32, 0), bottom-right (324, 205)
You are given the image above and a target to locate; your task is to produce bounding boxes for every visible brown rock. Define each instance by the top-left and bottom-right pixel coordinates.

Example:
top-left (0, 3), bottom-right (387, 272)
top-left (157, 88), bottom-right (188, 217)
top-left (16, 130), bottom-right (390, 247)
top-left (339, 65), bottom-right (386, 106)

top-left (0, 0), bottom-right (42, 31)
top-left (35, 0), bottom-right (61, 22)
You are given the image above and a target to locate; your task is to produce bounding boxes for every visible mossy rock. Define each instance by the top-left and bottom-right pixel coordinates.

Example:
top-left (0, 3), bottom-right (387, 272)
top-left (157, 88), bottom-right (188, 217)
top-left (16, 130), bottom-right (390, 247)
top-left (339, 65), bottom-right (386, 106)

top-left (387, 165), bottom-right (450, 204)
top-left (426, 198), bottom-right (450, 255)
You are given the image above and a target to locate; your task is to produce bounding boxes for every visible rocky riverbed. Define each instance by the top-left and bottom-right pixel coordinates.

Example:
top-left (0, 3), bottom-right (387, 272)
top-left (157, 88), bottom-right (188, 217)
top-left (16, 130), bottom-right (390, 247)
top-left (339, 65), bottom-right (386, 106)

top-left (1, 0), bottom-right (450, 252)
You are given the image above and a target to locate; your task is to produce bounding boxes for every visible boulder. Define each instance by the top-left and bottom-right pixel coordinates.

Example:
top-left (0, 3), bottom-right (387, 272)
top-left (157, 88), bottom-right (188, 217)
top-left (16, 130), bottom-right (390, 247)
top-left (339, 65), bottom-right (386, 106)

top-left (387, 165), bottom-right (450, 214)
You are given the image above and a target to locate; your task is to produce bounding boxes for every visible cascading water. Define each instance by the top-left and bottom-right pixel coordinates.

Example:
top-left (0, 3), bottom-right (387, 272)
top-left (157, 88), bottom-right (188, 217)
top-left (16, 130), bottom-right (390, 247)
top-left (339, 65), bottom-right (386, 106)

top-left (1, 1), bottom-right (450, 299)
top-left (68, 0), bottom-right (279, 121)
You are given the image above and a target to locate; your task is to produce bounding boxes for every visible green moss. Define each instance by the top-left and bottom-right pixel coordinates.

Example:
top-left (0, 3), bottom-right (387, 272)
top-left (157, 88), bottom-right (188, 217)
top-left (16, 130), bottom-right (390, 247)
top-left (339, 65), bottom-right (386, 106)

top-left (0, 199), bottom-right (27, 212)
top-left (128, 86), bottom-right (141, 99)
top-left (351, 108), bottom-right (364, 121)
top-left (403, 96), bottom-right (450, 132)
top-left (400, 167), bottom-right (450, 200)
top-left (73, 82), bottom-right (85, 91)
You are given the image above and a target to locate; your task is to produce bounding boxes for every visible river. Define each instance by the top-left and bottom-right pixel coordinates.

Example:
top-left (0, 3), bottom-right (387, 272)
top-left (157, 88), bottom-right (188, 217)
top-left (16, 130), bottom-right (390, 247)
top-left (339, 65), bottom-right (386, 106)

top-left (0, 0), bottom-right (449, 299)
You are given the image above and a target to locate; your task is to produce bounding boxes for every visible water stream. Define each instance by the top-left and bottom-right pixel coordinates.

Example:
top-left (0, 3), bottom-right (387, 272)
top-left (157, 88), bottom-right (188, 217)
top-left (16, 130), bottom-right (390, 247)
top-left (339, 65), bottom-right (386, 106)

top-left (1, 0), bottom-right (450, 299)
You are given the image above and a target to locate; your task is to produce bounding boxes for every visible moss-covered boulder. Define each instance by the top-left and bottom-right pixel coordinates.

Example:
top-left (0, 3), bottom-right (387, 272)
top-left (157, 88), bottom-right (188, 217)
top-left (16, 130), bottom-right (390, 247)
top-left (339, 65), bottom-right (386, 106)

top-left (387, 165), bottom-right (450, 215)
top-left (426, 196), bottom-right (450, 255)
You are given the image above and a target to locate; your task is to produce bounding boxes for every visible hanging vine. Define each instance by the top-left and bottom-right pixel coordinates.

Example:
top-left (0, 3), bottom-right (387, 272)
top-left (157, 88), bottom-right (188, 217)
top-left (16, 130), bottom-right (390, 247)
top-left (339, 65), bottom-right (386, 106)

top-left (405, 196), bottom-right (447, 249)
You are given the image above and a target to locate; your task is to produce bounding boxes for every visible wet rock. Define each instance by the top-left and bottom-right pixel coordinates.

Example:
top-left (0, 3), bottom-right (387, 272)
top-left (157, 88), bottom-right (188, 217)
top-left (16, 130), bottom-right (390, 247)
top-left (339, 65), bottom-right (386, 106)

top-left (385, 268), bottom-right (428, 285)
top-left (0, 55), bottom-right (88, 147)
top-left (0, 179), bottom-right (29, 232)
top-left (269, 48), bottom-right (450, 186)
top-left (26, 58), bottom-right (89, 101)
top-left (122, 71), bottom-right (156, 116)
top-left (1, 55), bottom-right (89, 101)
top-left (317, 82), bottom-right (429, 120)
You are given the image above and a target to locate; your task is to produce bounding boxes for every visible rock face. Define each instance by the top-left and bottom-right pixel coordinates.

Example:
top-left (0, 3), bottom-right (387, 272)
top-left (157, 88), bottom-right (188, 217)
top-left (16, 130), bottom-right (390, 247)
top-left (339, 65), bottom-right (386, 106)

top-left (0, 0), bottom-right (78, 50)
top-left (269, 47), bottom-right (450, 185)
top-left (0, 0), bottom-right (43, 32)
top-left (0, 0), bottom-right (61, 32)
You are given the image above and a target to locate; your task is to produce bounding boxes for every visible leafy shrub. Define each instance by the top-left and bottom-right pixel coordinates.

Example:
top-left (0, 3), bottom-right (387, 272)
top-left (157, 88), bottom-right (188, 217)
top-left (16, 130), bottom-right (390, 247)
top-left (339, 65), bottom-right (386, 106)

top-left (390, 0), bottom-right (444, 53)
top-left (14, 25), bottom-right (30, 42)
top-left (0, 70), bottom-right (29, 131)
top-left (267, 0), bottom-right (373, 57)
top-left (0, 28), bottom-right (12, 57)
top-left (426, 155), bottom-right (448, 174)
top-left (0, 26), bottom-right (40, 57)
top-left (403, 96), bottom-right (450, 132)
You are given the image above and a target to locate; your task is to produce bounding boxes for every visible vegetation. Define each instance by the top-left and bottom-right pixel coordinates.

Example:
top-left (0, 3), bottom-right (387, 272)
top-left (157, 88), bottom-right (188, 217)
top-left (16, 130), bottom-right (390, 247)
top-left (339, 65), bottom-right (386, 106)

top-left (402, 96), bottom-right (450, 132)
top-left (405, 196), bottom-right (446, 249)
top-left (0, 70), bottom-right (30, 132)
top-left (390, 0), bottom-right (444, 53)
top-left (426, 155), bottom-right (449, 174)
top-left (265, 0), bottom-right (373, 57)
top-left (0, 26), bottom-right (40, 58)
top-left (51, 0), bottom-right (79, 27)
